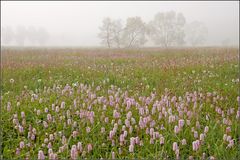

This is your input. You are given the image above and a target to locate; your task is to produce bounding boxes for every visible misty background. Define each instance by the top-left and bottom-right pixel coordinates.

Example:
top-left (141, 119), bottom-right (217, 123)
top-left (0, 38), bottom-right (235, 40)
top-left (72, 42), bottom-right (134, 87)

top-left (1, 1), bottom-right (239, 47)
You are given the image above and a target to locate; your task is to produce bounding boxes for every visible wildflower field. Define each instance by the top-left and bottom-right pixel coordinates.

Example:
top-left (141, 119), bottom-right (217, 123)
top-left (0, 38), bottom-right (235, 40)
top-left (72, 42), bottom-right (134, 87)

top-left (1, 47), bottom-right (239, 159)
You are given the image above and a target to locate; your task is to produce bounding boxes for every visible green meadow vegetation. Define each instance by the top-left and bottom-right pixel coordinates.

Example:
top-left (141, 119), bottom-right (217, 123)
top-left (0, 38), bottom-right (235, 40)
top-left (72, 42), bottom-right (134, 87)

top-left (1, 47), bottom-right (239, 159)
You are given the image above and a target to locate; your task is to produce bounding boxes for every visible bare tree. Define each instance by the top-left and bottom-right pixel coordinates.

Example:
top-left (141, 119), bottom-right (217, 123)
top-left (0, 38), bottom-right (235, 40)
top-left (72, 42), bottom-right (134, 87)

top-left (15, 25), bottom-right (27, 46)
top-left (185, 21), bottom-right (208, 46)
top-left (221, 38), bottom-right (231, 47)
top-left (122, 17), bottom-right (146, 48)
top-left (98, 18), bottom-right (112, 48)
top-left (148, 11), bottom-right (186, 47)
top-left (98, 17), bottom-right (123, 48)
top-left (111, 19), bottom-right (123, 48)
top-left (26, 26), bottom-right (38, 45)
top-left (1, 26), bottom-right (14, 45)
top-left (36, 27), bottom-right (49, 46)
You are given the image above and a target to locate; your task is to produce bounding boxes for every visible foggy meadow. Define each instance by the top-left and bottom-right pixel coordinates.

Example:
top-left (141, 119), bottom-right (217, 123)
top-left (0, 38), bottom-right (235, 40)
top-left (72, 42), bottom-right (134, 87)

top-left (1, 1), bottom-right (239, 159)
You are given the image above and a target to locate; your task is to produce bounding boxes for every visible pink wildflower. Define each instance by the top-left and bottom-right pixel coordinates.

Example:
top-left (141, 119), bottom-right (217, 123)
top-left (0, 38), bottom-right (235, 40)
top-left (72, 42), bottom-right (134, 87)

top-left (70, 145), bottom-right (78, 160)
top-left (173, 142), bottom-right (178, 151)
top-left (87, 143), bottom-right (93, 153)
top-left (38, 150), bottom-right (45, 160)
top-left (129, 144), bottom-right (134, 152)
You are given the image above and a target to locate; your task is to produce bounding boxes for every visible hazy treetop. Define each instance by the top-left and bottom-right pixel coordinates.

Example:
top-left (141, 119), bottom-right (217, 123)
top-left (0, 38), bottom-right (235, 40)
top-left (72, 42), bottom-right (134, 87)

top-left (1, 1), bottom-right (239, 47)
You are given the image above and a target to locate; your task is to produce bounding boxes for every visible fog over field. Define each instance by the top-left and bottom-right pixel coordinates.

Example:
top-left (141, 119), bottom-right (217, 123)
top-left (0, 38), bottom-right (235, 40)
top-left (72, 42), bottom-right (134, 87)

top-left (1, 1), bottom-right (239, 47)
top-left (1, 1), bottom-right (240, 160)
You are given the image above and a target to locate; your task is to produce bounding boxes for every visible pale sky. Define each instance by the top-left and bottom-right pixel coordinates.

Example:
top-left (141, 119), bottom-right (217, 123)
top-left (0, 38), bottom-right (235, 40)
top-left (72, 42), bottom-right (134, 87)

top-left (1, 1), bottom-right (239, 46)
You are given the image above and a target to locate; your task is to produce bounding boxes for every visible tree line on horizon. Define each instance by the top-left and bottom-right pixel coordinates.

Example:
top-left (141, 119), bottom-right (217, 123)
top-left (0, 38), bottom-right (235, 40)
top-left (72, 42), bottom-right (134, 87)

top-left (1, 26), bottom-right (49, 46)
top-left (98, 11), bottom-right (208, 48)
top-left (1, 11), bottom-right (208, 48)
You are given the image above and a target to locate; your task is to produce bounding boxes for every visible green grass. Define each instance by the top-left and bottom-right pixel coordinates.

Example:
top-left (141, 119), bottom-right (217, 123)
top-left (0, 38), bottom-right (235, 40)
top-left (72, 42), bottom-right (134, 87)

top-left (1, 47), bottom-right (239, 159)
